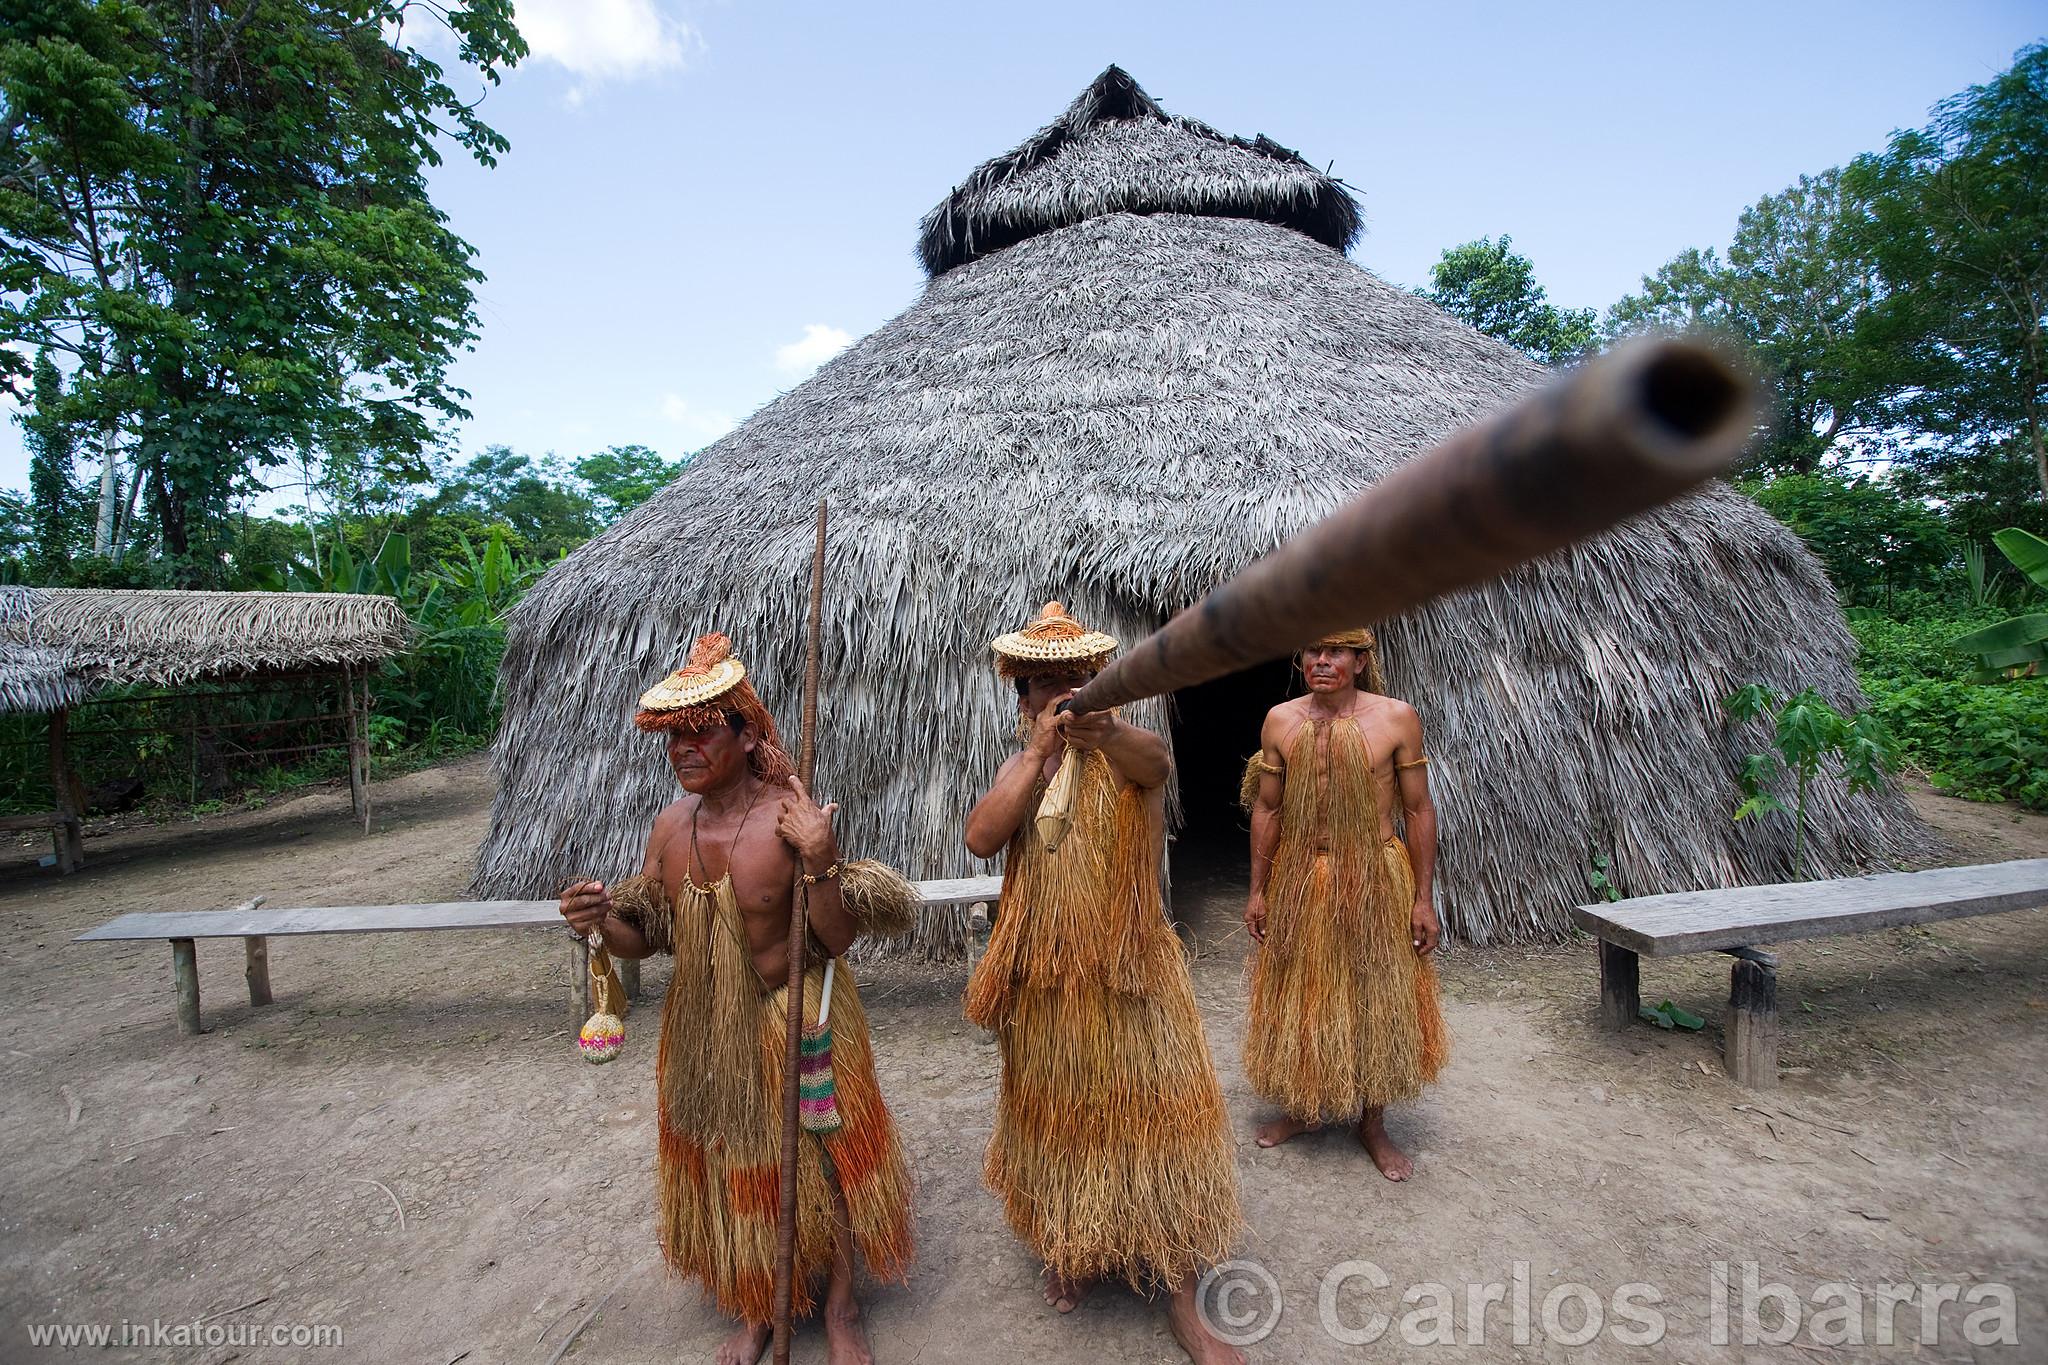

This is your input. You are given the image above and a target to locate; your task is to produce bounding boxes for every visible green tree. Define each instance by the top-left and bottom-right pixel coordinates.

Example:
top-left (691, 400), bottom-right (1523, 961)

top-left (1742, 472), bottom-right (1951, 609)
top-left (1842, 44), bottom-right (2048, 504)
top-left (423, 446), bottom-right (596, 561)
top-left (1608, 170), bottom-right (1898, 475)
top-left (575, 443), bottom-right (678, 522)
top-left (0, 1), bottom-right (527, 571)
top-left (19, 350), bottom-right (85, 577)
top-left (1420, 236), bottom-right (1598, 366)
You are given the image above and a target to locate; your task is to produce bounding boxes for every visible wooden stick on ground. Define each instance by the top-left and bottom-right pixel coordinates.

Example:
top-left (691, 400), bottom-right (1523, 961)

top-left (773, 499), bottom-right (828, 1365)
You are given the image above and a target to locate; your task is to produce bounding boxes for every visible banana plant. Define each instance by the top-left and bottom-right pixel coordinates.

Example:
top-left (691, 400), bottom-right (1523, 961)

top-left (1952, 529), bottom-right (2048, 682)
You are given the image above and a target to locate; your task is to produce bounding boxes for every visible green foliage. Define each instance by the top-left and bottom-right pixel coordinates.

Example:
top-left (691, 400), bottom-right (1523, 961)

top-left (1852, 612), bottom-right (2001, 687)
top-left (575, 444), bottom-right (680, 521)
top-left (1725, 685), bottom-right (1894, 878)
top-left (0, 1), bottom-right (527, 567)
top-left (1843, 44), bottom-right (2048, 504)
top-left (1994, 527), bottom-right (2048, 593)
top-left (253, 523), bottom-right (542, 745)
top-left (1639, 1000), bottom-right (1705, 1031)
top-left (1608, 170), bottom-right (1899, 476)
top-left (1740, 471), bottom-right (1950, 608)
top-left (19, 352), bottom-right (89, 578)
top-left (1950, 529), bottom-right (2048, 680)
top-left (1419, 236), bottom-right (1598, 366)
top-left (1864, 678), bottom-right (2048, 808)
top-left (1586, 848), bottom-right (1622, 903)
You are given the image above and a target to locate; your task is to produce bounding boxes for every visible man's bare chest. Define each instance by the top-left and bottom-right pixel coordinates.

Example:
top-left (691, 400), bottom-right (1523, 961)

top-left (657, 812), bottom-right (794, 916)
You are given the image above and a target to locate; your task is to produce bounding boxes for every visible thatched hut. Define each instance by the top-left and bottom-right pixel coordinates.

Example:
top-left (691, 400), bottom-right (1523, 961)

top-left (2, 588), bottom-right (411, 869)
top-left (476, 67), bottom-right (1929, 942)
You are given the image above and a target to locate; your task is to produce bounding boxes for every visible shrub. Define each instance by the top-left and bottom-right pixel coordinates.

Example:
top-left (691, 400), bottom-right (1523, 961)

top-left (1863, 677), bottom-right (2048, 808)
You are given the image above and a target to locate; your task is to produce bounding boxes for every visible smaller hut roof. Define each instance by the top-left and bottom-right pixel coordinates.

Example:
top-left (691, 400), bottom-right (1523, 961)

top-left (2, 589), bottom-right (411, 693)
top-left (0, 643), bottom-right (85, 714)
top-left (917, 64), bottom-right (1361, 276)
top-left (0, 586), bottom-right (45, 628)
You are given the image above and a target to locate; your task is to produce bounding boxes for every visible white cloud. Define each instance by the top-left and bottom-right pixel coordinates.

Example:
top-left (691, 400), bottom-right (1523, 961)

top-left (514, 0), bottom-right (700, 82)
top-left (774, 324), bottom-right (852, 378)
top-left (659, 393), bottom-right (736, 446)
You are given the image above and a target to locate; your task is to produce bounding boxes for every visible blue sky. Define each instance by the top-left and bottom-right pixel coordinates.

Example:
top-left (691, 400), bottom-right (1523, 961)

top-left (3, 0), bottom-right (2042, 495)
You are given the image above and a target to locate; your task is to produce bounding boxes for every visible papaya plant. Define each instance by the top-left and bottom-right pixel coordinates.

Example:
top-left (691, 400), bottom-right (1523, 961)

top-left (1724, 685), bottom-right (1895, 879)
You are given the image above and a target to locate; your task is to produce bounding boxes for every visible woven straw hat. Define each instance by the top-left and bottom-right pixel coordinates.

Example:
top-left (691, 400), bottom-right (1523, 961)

top-left (637, 633), bottom-right (746, 714)
top-left (991, 601), bottom-right (1118, 678)
top-left (1306, 626), bottom-right (1376, 651)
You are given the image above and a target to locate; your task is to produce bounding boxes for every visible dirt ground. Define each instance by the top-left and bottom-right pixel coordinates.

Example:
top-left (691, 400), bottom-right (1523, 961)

top-left (1, 757), bottom-right (2043, 1363)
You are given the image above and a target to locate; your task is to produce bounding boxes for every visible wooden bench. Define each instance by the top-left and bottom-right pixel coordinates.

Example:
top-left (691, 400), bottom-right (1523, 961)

top-left (1, 808), bottom-right (84, 874)
top-left (75, 877), bottom-right (1005, 1036)
top-left (1572, 858), bottom-right (2048, 1088)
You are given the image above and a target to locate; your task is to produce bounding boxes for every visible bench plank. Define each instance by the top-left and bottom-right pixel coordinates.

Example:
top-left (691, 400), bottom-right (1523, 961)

top-left (913, 876), bottom-right (1003, 908)
top-left (1571, 858), bottom-right (2048, 957)
top-left (75, 876), bottom-right (1008, 944)
top-left (78, 901), bottom-right (561, 940)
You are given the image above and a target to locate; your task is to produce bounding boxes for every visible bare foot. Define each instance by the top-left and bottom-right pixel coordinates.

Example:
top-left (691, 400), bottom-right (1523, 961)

top-left (1253, 1113), bottom-right (1321, 1148)
top-left (1358, 1108), bottom-right (1413, 1181)
top-left (1168, 1281), bottom-right (1248, 1365)
top-left (715, 1320), bottom-right (770, 1365)
top-left (825, 1301), bottom-right (873, 1365)
top-left (1041, 1267), bottom-right (1096, 1314)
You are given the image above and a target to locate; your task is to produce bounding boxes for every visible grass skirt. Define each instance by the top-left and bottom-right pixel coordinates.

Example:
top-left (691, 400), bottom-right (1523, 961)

top-left (1244, 717), bottom-right (1449, 1120)
top-left (623, 874), bottom-right (914, 1325)
top-left (966, 750), bottom-right (1241, 1291)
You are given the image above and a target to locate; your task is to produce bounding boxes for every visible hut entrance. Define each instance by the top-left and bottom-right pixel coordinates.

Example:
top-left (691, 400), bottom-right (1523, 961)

top-left (1167, 657), bottom-right (1295, 939)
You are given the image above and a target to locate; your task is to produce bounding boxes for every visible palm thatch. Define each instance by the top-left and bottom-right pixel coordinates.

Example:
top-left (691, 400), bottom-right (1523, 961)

top-left (0, 586), bottom-right (47, 629)
top-left (0, 643), bottom-right (86, 714)
top-left (918, 64), bottom-right (1360, 276)
top-left (475, 67), bottom-right (1931, 944)
top-left (4, 589), bottom-right (411, 688)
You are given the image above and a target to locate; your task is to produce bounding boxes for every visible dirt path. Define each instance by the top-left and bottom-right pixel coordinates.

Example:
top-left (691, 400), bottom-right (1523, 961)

top-left (1, 763), bottom-right (2042, 1362)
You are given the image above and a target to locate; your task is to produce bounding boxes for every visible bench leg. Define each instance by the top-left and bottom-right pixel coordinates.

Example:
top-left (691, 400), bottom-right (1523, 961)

top-left (1598, 940), bottom-right (1640, 1030)
top-left (616, 955), bottom-right (641, 1004)
top-left (1726, 958), bottom-right (1780, 1089)
top-left (55, 817), bottom-right (83, 874)
top-left (172, 938), bottom-right (203, 1035)
top-left (244, 935), bottom-right (273, 1007)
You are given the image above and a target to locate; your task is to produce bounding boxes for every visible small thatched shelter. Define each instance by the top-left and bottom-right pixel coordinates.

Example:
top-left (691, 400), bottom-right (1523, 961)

top-left (1, 588), bottom-right (411, 869)
top-left (476, 67), bottom-right (1930, 942)
top-left (8, 589), bottom-right (410, 686)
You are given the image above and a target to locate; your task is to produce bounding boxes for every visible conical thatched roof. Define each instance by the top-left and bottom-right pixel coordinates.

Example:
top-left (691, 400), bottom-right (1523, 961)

top-left (475, 68), bottom-right (1931, 942)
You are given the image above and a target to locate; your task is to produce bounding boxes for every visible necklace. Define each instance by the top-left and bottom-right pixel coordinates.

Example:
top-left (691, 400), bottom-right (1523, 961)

top-left (684, 777), bottom-right (766, 894)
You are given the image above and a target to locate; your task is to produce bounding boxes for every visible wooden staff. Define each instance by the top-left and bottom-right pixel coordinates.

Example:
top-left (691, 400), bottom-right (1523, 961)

top-left (773, 499), bottom-right (828, 1365)
top-left (1064, 336), bottom-right (1757, 716)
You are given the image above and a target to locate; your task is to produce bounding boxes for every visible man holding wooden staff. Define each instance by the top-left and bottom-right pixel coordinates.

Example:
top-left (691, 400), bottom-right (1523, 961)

top-left (558, 632), bottom-right (914, 1365)
top-left (1241, 626), bottom-right (1448, 1177)
top-left (964, 602), bottom-right (1245, 1365)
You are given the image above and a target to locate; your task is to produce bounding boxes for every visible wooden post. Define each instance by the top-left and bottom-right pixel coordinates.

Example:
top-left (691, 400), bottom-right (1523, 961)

top-left (48, 707), bottom-right (84, 874)
top-left (1598, 939), bottom-right (1640, 1030)
top-left (1726, 957), bottom-right (1779, 1089)
top-left (616, 955), bottom-right (641, 1003)
top-left (570, 935), bottom-right (591, 1027)
top-left (359, 669), bottom-right (373, 835)
top-left (343, 666), bottom-right (370, 834)
top-left (244, 935), bottom-right (272, 1007)
top-left (172, 938), bottom-right (202, 1035)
